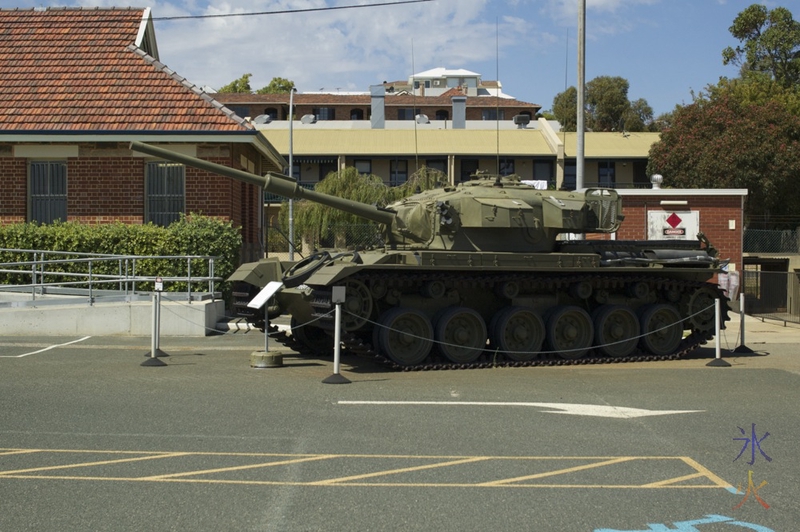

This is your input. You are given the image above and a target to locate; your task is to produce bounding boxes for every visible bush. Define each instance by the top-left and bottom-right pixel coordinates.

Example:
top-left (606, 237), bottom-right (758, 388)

top-left (0, 215), bottom-right (242, 295)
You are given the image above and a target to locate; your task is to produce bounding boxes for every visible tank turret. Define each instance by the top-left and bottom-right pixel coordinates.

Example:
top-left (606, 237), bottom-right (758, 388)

top-left (129, 141), bottom-right (727, 369)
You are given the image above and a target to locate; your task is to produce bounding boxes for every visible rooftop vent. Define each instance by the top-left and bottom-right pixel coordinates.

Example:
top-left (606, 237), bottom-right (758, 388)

top-left (513, 115), bottom-right (531, 128)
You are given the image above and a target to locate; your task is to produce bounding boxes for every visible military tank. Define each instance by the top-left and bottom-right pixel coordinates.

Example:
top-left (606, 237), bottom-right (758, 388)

top-left (130, 141), bottom-right (728, 368)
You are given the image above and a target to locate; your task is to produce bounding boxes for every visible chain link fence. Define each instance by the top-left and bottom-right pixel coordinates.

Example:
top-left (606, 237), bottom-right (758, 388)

top-left (741, 229), bottom-right (800, 324)
top-left (742, 270), bottom-right (800, 324)
top-left (744, 228), bottom-right (800, 253)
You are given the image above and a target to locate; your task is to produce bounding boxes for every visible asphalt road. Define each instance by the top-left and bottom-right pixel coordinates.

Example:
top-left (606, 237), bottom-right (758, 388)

top-left (0, 315), bottom-right (797, 532)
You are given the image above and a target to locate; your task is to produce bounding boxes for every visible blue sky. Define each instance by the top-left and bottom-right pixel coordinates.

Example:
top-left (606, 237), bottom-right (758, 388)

top-left (10, 0), bottom-right (780, 116)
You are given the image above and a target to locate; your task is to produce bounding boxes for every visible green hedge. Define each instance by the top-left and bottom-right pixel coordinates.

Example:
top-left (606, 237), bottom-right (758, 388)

top-left (0, 215), bottom-right (242, 294)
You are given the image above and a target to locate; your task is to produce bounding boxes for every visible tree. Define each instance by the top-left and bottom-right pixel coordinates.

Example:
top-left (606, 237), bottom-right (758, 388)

top-left (701, 71), bottom-right (800, 115)
top-left (551, 86), bottom-right (577, 131)
top-left (551, 76), bottom-right (654, 132)
top-left (257, 77), bottom-right (295, 94)
top-left (647, 92), bottom-right (800, 228)
top-left (722, 4), bottom-right (800, 89)
top-left (586, 76), bottom-right (631, 132)
top-left (216, 73), bottom-right (253, 93)
top-left (624, 98), bottom-right (655, 132)
top-left (282, 166), bottom-right (445, 249)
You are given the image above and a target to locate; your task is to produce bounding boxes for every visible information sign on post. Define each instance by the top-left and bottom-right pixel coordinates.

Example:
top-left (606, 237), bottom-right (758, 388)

top-left (323, 286), bottom-right (351, 384)
top-left (142, 276), bottom-right (167, 366)
top-left (247, 281), bottom-right (285, 365)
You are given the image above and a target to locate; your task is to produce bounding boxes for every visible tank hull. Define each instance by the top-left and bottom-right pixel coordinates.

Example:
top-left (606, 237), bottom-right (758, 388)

top-left (232, 244), bottom-right (727, 368)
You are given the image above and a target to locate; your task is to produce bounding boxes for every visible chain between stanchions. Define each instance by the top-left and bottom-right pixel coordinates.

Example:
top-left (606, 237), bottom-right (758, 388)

top-left (260, 308), bottom-right (725, 373)
top-left (338, 323), bottom-right (712, 372)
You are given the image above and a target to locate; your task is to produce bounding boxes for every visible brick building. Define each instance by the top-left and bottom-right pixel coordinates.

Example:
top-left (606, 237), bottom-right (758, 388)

top-left (616, 189), bottom-right (747, 275)
top-left (0, 7), bottom-right (285, 260)
top-left (217, 91), bottom-right (541, 124)
top-left (215, 67), bottom-right (540, 124)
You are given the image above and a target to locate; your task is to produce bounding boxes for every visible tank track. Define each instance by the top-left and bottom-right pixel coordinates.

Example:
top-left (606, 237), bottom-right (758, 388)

top-left (265, 271), bottom-right (729, 371)
top-left (340, 330), bottom-right (707, 372)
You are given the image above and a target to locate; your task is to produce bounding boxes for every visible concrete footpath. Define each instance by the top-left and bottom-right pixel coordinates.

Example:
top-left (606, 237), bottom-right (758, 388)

top-left (719, 311), bottom-right (800, 347)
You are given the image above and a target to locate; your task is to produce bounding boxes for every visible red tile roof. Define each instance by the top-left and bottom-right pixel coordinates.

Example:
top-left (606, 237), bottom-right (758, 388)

top-left (0, 7), bottom-right (251, 132)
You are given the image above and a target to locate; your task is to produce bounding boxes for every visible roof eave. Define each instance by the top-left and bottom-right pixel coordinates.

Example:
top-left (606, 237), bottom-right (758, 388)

top-left (0, 130), bottom-right (286, 172)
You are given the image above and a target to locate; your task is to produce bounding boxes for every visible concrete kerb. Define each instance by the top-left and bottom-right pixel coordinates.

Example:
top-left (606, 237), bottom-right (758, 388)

top-left (0, 295), bottom-right (225, 336)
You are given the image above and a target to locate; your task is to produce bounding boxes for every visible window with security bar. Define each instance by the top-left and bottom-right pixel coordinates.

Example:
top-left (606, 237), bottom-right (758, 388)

top-left (499, 158), bottom-right (515, 176)
top-left (146, 162), bottom-right (185, 226)
top-left (390, 160), bottom-right (408, 187)
top-left (29, 161), bottom-right (67, 224)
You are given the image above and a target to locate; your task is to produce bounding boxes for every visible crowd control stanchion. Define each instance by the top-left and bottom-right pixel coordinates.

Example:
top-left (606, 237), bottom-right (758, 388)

top-left (323, 286), bottom-right (351, 384)
top-left (707, 298), bottom-right (731, 367)
top-left (142, 277), bottom-right (168, 367)
top-left (733, 293), bottom-right (754, 354)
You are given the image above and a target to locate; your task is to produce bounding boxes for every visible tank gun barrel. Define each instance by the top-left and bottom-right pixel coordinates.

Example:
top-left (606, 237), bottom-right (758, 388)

top-left (129, 141), bottom-right (396, 226)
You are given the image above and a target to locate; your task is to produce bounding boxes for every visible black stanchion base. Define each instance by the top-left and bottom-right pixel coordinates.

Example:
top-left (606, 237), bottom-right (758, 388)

top-left (706, 358), bottom-right (732, 367)
top-left (322, 373), bottom-right (352, 384)
top-left (141, 356), bottom-right (168, 367)
top-left (732, 345), bottom-right (755, 354)
top-left (143, 349), bottom-right (169, 358)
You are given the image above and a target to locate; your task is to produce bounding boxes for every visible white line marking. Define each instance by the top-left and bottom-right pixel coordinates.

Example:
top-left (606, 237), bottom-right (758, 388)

top-left (1, 336), bottom-right (92, 358)
top-left (338, 401), bottom-right (704, 419)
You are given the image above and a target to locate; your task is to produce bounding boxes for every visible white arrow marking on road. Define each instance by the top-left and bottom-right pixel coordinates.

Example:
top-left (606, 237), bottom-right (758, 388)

top-left (338, 401), bottom-right (704, 419)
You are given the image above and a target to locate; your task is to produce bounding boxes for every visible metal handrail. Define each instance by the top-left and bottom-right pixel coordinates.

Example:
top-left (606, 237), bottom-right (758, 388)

top-left (0, 249), bottom-right (221, 305)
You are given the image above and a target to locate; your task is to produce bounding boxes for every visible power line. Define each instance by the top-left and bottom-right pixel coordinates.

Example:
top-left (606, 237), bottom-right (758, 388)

top-left (153, 0), bottom-right (434, 21)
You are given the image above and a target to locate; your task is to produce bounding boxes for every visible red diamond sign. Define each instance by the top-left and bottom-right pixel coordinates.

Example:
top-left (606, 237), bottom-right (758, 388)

top-left (666, 213), bottom-right (682, 228)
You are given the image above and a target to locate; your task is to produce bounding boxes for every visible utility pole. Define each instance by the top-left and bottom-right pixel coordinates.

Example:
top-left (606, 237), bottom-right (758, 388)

top-left (576, 0), bottom-right (586, 192)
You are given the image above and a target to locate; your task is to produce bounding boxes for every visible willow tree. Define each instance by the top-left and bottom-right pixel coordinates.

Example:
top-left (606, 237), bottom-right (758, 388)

top-left (279, 166), bottom-right (446, 251)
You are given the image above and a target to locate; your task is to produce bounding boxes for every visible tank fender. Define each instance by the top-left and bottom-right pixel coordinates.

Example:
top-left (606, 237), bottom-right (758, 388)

top-left (304, 263), bottom-right (364, 286)
top-left (227, 257), bottom-right (284, 288)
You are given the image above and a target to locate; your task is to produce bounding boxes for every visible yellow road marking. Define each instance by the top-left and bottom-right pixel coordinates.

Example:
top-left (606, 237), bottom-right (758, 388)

top-left (478, 456), bottom-right (636, 486)
top-left (641, 472), bottom-right (706, 488)
top-left (310, 457), bottom-right (491, 485)
top-left (677, 456), bottom-right (736, 489)
top-left (140, 454), bottom-right (338, 480)
top-left (0, 449), bottom-right (40, 457)
top-left (0, 449), bottom-right (734, 490)
top-left (0, 474), bottom-right (734, 489)
top-left (0, 452), bottom-right (188, 476)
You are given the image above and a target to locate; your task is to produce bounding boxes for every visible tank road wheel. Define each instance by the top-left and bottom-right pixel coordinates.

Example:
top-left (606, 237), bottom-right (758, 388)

top-left (490, 306), bottom-right (545, 361)
top-left (638, 304), bottom-right (683, 356)
top-left (686, 286), bottom-right (719, 333)
top-left (435, 307), bottom-right (487, 364)
top-left (341, 279), bottom-right (373, 331)
top-left (545, 306), bottom-right (594, 359)
top-left (374, 308), bottom-right (433, 366)
top-left (593, 305), bottom-right (639, 358)
top-left (291, 317), bottom-right (333, 354)
top-left (282, 251), bottom-right (331, 288)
